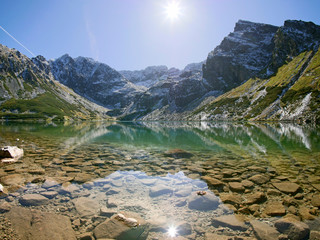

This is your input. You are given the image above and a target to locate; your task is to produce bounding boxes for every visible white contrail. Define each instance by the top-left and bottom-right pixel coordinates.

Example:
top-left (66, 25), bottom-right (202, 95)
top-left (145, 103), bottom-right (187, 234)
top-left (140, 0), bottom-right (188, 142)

top-left (0, 25), bottom-right (36, 57)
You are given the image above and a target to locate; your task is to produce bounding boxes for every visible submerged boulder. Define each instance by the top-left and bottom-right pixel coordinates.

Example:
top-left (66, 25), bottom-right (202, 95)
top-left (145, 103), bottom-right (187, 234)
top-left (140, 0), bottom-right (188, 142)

top-left (188, 193), bottom-right (220, 211)
top-left (93, 212), bottom-right (148, 240)
top-left (5, 206), bottom-right (76, 240)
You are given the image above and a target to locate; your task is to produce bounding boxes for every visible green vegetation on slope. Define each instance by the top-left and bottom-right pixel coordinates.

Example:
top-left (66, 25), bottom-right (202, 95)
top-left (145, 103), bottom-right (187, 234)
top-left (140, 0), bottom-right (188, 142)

top-left (191, 48), bottom-right (320, 122)
top-left (0, 92), bottom-right (81, 121)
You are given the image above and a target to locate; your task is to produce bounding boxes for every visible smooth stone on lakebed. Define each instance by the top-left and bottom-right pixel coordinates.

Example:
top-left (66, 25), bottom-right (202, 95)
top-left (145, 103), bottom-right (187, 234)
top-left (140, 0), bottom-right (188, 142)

top-left (264, 201), bottom-right (286, 216)
top-left (275, 218), bottom-right (310, 240)
top-left (41, 191), bottom-right (58, 199)
top-left (211, 215), bottom-right (248, 231)
top-left (229, 182), bottom-right (245, 192)
top-left (202, 176), bottom-right (224, 187)
top-left (249, 174), bottom-right (270, 185)
top-left (93, 212), bottom-right (147, 240)
top-left (272, 182), bottom-right (301, 195)
top-left (19, 194), bottom-right (49, 206)
top-left (6, 206), bottom-right (76, 240)
top-left (42, 178), bottom-right (59, 189)
top-left (250, 220), bottom-right (280, 240)
top-left (72, 197), bottom-right (99, 217)
top-left (311, 195), bottom-right (320, 207)
top-left (188, 193), bottom-right (220, 211)
top-left (1, 174), bottom-right (25, 186)
top-left (149, 185), bottom-right (173, 197)
top-left (245, 192), bottom-right (267, 205)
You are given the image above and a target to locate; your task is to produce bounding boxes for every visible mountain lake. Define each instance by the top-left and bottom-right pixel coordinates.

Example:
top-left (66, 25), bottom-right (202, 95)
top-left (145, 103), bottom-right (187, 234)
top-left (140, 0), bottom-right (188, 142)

top-left (0, 121), bottom-right (319, 239)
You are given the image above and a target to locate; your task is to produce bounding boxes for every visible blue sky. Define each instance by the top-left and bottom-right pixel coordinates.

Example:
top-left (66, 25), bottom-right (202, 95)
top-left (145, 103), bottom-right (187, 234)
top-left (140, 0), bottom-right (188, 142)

top-left (1, 0), bottom-right (319, 70)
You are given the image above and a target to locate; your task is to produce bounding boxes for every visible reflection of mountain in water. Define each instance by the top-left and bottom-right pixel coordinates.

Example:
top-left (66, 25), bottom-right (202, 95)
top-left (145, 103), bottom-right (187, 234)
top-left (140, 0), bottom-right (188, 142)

top-left (94, 122), bottom-right (319, 158)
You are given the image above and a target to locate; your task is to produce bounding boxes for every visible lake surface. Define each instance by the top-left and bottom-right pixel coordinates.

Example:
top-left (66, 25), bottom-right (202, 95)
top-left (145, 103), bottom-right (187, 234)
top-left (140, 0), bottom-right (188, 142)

top-left (0, 121), bottom-right (319, 239)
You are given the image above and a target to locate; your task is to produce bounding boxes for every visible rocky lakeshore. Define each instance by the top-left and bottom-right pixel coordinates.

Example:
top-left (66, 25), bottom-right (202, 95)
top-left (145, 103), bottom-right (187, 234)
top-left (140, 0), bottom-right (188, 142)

top-left (0, 122), bottom-right (319, 239)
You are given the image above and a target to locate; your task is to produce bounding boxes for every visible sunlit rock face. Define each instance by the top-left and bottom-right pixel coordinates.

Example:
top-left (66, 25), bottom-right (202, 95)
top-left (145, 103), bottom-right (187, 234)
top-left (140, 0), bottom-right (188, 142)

top-left (203, 20), bottom-right (278, 91)
top-left (202, 20), bottom-right (320, 92)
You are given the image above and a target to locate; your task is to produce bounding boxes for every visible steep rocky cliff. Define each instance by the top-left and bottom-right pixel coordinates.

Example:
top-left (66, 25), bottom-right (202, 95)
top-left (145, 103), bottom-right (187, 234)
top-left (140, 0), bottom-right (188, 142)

top-left (202, 20), bottom-right (278, 91)
top-left (0, 44), bottom-right (108, 121)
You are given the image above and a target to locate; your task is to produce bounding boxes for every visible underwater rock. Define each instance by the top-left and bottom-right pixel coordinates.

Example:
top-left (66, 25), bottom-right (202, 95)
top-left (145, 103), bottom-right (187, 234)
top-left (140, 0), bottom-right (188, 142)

top-left (211, 214), bottom-right (248, 231)
top-left (275, 217), bottom-right (310, 240)
top-left (250, 220), bottom-right (280, 240)
top-left (149, 185), bottom-right (173, 197)
top-left (264, 201), bottom-right (286, 216)
top-left (164, 149), bottom-right (194, 159)
top-left (272, 182), bottom-right (301, 195)
top-left (93, 212), bottom-right (147, 240)
top-left (188, 193), bottom-right (219, 211)
top-left (249, 174), bottom-right (270, 185)
top-left (19, 194), bottom-right (49, 206)
top-left (72, 197), bottom-right (99, 217)
top-left (6, 206), bottom-right (76, 240)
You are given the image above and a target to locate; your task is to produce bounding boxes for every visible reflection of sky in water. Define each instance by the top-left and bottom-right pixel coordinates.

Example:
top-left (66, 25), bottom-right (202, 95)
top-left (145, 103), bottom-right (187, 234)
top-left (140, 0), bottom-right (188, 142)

top-left (88, 171), bottom-right (230, 235)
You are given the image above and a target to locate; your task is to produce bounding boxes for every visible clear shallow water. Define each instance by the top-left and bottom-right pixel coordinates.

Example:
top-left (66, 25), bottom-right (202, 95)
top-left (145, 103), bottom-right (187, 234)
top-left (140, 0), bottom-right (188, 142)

top-left (0, 121), bottom-right (319, 239)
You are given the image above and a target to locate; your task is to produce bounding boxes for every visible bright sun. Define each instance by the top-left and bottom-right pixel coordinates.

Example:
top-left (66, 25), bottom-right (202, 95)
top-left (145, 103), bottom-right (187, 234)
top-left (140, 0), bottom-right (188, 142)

top-left (164, 1), bottom-right (182, 21)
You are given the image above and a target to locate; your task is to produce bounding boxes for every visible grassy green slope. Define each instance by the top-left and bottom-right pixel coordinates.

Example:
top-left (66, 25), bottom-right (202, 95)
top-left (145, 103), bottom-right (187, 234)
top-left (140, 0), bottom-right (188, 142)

top-left (191, 48), bottom-right (320, 122)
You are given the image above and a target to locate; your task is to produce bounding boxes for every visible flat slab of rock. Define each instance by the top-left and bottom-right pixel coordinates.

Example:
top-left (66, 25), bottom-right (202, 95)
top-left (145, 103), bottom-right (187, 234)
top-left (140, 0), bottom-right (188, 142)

top-left (0, 146), bottom-right (23, 159)
top-left (1, 174), bottom-right (25, 186)
top-left (41, 191), bottom-right (58, 199)
top-left (229, 182), bottom-right (245, 192)
top-left (205, 232), bottom-right (255, 240)
top-left (212, 215), bottom-right (248, 231)
top-left (245, 192), bottom-right (267, 205)
top-left (42, 178), bottom-right (60, 189)
top-left (275, 217), bottom-right (310, 240)
top-left (311, 195), bottom-right (320, 207)
top-left (250, 220), bottom-right (280, 240)
top-left (149, 185), bottom-right (173, 197)
top-left (6, 206), bottom-right (76, 240)
top-left (272, 182), bottom-right (301, 194)
top-left (219, 193), bottom-right (242, 207)
top-left (202, 176), bottom-right (225, 187)
top-left (264, 201), bottom-right (286, 216)
top-left (188, 193), bottom-right (220, 211)
top-left (72, 197), bottom-right (99, 217)
top-left (19, 194), bottom-right (49, 206)
top-left (249, 174), bottom-right (270, 185)
top-left (93, 212), bottom-right (147, 240)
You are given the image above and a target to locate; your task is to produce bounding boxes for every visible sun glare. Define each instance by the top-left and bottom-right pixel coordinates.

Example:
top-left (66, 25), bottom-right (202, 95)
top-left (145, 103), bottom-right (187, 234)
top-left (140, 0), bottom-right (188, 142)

top-left (164, 1), bottom-right (182, 21)
top-left (168, 226), bottom-right (178, 237)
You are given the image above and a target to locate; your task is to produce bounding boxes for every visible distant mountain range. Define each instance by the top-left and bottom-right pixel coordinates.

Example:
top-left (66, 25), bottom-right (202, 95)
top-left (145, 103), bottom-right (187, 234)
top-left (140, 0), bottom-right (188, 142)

top-left (0, 19), bottom-right (319, 122)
